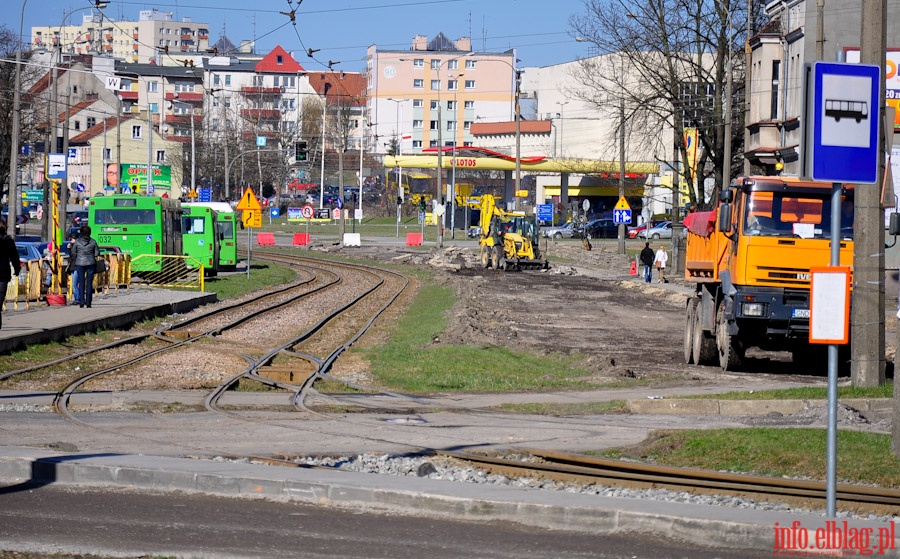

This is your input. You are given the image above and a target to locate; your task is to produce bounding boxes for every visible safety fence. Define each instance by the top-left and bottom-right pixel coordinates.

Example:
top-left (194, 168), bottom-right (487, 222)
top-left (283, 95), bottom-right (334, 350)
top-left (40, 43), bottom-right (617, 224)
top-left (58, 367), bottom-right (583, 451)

top-left (128, 254), bottom-right (205, 291)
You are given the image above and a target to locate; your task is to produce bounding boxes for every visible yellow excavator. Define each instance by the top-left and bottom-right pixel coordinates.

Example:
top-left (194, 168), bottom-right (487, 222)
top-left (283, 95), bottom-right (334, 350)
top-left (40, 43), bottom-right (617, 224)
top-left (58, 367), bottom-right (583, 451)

top-left (478, 194), bottom-right (548, 271)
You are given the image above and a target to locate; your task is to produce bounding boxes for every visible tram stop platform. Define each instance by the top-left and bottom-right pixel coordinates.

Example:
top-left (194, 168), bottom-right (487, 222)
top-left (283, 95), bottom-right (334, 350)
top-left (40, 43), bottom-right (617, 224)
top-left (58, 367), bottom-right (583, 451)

top-left (0, 286), bottom-right (217, 355)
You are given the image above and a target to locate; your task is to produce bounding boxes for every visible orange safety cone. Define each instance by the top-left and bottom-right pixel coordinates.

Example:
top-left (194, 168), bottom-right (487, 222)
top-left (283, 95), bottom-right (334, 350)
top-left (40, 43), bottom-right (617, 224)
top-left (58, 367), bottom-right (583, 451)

top-left (629, 260), bottom-right (637, 276)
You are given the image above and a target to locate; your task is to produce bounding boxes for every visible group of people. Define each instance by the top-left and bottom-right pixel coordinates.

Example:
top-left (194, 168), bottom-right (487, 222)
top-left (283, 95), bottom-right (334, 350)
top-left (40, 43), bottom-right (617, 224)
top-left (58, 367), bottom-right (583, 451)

top-left (639, 242), bottom-right (668, 284)
top-left (66, 226), bottom-right (100, 308)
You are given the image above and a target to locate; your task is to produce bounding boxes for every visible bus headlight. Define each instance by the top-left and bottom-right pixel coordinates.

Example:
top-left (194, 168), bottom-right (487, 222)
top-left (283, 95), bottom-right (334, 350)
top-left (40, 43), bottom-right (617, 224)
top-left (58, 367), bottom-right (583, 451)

top-left (742, 302), bottom-right (766, 317)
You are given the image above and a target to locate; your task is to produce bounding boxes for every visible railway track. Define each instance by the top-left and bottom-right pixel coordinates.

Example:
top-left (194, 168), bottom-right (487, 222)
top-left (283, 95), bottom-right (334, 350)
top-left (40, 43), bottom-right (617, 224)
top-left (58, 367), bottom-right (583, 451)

top-left (438, 449), bottom-right (900, 516)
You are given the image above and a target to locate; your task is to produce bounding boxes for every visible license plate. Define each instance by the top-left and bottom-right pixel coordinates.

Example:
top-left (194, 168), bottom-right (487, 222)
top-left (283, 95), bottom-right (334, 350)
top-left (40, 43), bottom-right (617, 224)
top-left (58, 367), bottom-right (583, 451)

top-left (792, 308), bottom-right (810, 319)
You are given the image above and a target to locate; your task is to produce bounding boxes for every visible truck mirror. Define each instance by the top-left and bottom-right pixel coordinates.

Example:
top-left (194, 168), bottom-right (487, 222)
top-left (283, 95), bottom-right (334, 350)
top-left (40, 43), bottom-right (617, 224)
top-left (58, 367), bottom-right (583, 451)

top-left (890, 212), bottom-right (900, 236)
top-left (717, 203), bottom-right (733, 233)
top-left (719, 189), bottom-right (733, 203)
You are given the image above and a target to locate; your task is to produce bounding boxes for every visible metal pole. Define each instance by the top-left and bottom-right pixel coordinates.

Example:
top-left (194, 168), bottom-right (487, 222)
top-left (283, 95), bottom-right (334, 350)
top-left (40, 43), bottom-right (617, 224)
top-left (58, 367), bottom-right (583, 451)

top-left (7, 0), bottom-right (28, 240)
top-left (319, 103), bottom-right (326, 212)
top-left (147, 77), bottom-right (153, 196)
top-left (825, 182), bottom-right (841, 518)
top-left (514, 69), bottom-right (521, 212)
top-left (722, 2), bottom-right (733, 194)
top-left (617, 98), bottom-right (626, 254)
top-left (437, 101), bottom-right (443, 248)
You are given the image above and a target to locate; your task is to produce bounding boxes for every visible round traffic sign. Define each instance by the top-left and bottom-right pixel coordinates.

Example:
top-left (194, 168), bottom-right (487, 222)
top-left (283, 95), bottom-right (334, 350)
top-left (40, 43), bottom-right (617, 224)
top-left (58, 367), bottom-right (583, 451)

top-left (582, 199), bottom-right (590, 212)
top-left (300, 204), bottom-right (315, 219)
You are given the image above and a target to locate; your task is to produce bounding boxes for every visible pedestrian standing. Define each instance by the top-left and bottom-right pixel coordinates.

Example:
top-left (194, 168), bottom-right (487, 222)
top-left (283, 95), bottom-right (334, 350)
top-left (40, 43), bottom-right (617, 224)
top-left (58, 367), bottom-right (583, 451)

top-left (0, 223), bottom-right (21, 329)
top-left (639, 242), bottom-right (654, 283)
top-left (65, 231), bottom-right (82, 305)
top-left (654, 244), bottom-right (669, 283)
top-left (70, 225), bottom-right (99, 308)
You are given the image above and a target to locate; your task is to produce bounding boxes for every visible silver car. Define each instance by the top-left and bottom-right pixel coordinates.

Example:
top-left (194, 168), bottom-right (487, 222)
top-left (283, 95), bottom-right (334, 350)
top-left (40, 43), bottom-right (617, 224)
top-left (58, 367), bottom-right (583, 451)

top-left (639, 221), bottom-right (673, 239)
top-left (541, 221), bottom-right (578, 239)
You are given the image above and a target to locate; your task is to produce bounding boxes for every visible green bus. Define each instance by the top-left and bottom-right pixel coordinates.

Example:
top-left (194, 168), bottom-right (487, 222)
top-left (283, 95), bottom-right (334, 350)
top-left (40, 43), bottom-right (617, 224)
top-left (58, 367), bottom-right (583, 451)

top-left (182, 204), bottom-right (220, 276)
top-left (89, 194), bottom-right (183, 273)
top-left (184, 202), bottom-right (237, 271)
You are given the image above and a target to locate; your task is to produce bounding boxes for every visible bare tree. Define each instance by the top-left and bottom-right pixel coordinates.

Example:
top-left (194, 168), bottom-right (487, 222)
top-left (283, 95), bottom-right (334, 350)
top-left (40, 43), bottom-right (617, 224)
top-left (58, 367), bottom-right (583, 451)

top-left (0, 25), bottom-right (41, 201)
top-left (569, 0), bottom-right (765, 210)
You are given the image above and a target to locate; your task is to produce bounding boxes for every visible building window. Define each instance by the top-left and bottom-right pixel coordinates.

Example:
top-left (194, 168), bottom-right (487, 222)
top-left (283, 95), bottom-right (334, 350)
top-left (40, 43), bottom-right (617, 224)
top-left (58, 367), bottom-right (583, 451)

top-left (132, 125), bottom-right (142, 139)
top-left (463, 141), bottom-right (473, 147)
top-left (149, 102), bottom-right (158, 114)
top-left (771, 60), bottom-right (781, 120)
top-left (430, 120), bottom-right (438, 130)
top-left (277, 55), bottom-right (283, 64)
top-left (448, 59), bottom-right (458, 70)
top-left (147, 81), bottom-right (158, 93)
top-left (430, 100), bottom-right (439, 110)
top-left (156, 150), bottom-right (167, 162)
top-left (430, 79), bottom-right (440, 91)
top-left (288, 76), bottom-right (295, 87)
top-left (413, 79), bottom-right (424, 89)
top-left (464, 80), bottom-right (475, 90)
top-left (412, 99), bottom-right (424, 108)
top-left (463, 121), bottom-right (471, 130)
top-left (448, 80), bottom-right (458, 91)
top-left (213, 74), bottom-right (220, 86)
top-left (447, 121), bottom-right (456, 131)
top-left (73, 121), bottom-right (81, 131)
top-left (465, 60), bottom-right (476, 69)
top-left (464, 100), bottom-right (474, 109)
top-left (103, 148), bottom-right (111, 160)
top-left (429, 139), bottom-right (438, 147)
top-left (412, 119), bottom-right (423, 129)
top-left (447, 100), bottom-right (456, 110)
top-left (412, 58), bottom-right (424, 68)
top-left (253, 75), bottom-right (264, 86)
top-left (412, 140), bottom-right (422, 149)
top-left (225, 75), bottom-right (231, 86)
top-left (87, 117), bottom-right (96, 128)
top-left (430, 59), bottom-right (441, 70)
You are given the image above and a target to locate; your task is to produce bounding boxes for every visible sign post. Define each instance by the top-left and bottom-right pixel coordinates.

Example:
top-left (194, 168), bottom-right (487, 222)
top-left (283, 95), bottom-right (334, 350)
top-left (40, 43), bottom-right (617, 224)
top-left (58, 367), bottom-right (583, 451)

top-left (803, 61), bottom-right (880, 518)
top-left (236, 187), bottom-right (262, 278)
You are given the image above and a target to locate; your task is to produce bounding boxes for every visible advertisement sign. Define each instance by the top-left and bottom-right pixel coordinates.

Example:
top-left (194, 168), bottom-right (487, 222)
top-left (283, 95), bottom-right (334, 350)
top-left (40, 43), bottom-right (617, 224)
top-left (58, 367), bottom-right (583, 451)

top-left (119, 164), bottom-right (173, 194)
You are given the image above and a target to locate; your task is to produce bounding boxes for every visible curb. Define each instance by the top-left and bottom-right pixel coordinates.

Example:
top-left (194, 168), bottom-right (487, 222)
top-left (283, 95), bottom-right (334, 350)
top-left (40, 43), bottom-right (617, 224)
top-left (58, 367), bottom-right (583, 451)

top-left (626, 398), bottom-right (893, 416)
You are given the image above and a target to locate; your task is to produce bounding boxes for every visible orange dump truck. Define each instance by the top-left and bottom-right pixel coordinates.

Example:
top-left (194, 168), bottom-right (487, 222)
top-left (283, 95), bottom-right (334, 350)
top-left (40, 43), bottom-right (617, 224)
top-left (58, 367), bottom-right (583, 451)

top-left (683, 176), bottom-right (853, 371)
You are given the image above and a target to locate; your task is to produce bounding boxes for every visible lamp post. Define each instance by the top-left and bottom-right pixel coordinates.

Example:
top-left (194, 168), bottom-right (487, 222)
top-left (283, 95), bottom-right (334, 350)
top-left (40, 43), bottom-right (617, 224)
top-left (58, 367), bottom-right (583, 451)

top-left (450, 71), bottom-right (464, 239)
top-left (555, 100), bottom-right (568, 157)
top-left (387, 97), bottom-right (407, 237)
top-left (7, 0), bottom-right (29, 239)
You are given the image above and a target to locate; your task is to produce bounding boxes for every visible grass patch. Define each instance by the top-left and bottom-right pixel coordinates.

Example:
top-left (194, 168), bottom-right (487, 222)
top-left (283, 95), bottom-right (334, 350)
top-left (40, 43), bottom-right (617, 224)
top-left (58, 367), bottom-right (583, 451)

top-left (595, 428), bottom-right (900, 487)
top-left (496, 400), bottom-right (628, 415)
top-left (358, 282), bottom-right (594, 394)
top-left (683, 382), bottom-right (893, 401)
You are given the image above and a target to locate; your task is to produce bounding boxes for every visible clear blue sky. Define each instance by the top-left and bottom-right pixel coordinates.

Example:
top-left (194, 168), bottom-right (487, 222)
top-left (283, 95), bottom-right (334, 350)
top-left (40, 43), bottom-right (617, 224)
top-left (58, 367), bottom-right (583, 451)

top-left (9, 0), bottom-right (592, 70)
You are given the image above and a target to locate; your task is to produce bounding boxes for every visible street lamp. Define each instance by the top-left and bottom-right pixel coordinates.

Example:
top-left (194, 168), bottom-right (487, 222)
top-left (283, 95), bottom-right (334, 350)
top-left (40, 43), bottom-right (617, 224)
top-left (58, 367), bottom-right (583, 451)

top-left (450, 71), bottom-right (464, 239)
top-left (386, 97), bottom-right (407, 237)
top-left (555, 100), bottom-right (569, 157)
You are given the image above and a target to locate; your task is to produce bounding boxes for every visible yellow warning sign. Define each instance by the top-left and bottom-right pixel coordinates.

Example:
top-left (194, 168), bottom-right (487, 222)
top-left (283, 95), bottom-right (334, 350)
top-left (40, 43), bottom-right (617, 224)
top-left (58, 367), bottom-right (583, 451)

top-left (242, 209), bottom-right (262, 228)
top-left (236, 188), bottom-right (262, 211)
top-left (614, 196), bottom-right (631, 211)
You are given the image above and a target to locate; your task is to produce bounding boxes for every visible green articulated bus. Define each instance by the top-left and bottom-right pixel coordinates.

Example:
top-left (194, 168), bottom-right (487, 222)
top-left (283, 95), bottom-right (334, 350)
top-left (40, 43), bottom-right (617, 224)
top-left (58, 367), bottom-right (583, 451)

top-left (89, 194), bottom-right (183, 274)
top-left (185, 202), bottom-right (237, 271)
top-left (181, 204), bottom-right (220, 276)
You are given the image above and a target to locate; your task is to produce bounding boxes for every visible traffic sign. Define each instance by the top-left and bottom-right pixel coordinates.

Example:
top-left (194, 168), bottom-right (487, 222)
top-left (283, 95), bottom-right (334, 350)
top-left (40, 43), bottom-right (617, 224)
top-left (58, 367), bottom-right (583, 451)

top-left (613, 208), bottom-right (632, 225)
top-left (614, 196), bottom-right (631, 211)
top-left (300, 204), bottom-right (315, 219)
top-left (242, 209), bottom-right (262, 228)
top-left (236, 188), bottom-right (262, 211)
top-left (805, 62), bottom-right (881, 183)
top-left (537, 204), bottom-right (553, 222)
top-left (270, 207), bottom-right (280, 219)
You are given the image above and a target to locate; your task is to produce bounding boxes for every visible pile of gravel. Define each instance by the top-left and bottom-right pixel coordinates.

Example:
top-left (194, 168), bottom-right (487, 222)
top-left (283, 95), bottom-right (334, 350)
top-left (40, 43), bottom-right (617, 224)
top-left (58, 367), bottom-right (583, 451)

top-left (284, 452), bottom-right (895, 522)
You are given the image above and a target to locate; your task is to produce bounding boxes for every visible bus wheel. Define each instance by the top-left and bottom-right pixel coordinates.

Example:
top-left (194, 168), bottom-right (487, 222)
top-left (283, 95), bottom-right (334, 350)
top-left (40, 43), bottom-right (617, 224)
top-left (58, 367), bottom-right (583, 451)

top-left (716, 303), bottom-right (743, 371)
top-left (684, 298), bottom-right (697, 364)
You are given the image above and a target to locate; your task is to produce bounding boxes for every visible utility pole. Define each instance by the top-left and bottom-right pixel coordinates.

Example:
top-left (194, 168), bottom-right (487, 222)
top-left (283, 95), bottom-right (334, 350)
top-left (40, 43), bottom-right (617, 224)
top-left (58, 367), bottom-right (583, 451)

top-left (854, 0), bottom-right (886, 387)
top-left (617, 98), bottom-right (625, 255)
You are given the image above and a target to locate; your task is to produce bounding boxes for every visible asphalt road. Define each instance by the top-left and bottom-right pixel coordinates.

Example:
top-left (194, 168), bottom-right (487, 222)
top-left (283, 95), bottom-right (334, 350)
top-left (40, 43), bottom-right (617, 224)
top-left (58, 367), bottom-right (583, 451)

top-left (0, 483), bottom-right (775, 559)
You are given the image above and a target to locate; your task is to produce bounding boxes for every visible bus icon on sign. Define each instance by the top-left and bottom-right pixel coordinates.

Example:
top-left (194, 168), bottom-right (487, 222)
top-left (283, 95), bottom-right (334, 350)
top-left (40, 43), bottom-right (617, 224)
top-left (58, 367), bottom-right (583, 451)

top-left (824, 99), bottom-right (868, 123)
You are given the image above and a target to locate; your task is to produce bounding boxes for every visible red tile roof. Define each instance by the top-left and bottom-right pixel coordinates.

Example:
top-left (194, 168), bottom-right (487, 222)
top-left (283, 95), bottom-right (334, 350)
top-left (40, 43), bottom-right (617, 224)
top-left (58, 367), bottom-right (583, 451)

top-left (255, 45), bottom-right (305, 74)
top-left (68, 115), bottom-right (135, 144)
top-left (307, 71), bottom-right (366, 105)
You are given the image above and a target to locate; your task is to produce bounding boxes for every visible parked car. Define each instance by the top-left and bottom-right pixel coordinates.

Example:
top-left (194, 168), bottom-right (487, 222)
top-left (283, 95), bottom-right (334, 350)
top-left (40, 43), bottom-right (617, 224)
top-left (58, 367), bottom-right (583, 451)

top-left (581, 218), bottom-right (618, 239)
top-left (627, 220), bottom-right (665, 239)
top-left (639, 221), bottom-right (673, 239)
top-left (70, 210), bottom-right (89, 228)
top-left (15, 242), bottom-right (43, 263)
top-left (467, 226), bottom-right (482, 238)
top-left (541, 221), bottom-right (578, 239)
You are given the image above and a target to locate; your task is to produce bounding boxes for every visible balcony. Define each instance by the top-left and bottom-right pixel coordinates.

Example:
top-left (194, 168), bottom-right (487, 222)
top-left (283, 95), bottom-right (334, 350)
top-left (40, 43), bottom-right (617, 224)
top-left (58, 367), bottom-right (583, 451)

top-left (181, 33), bottom-right (193, 40)
top-left (242, 130), bottom-right (280, 140)
top-left (118, 90), bottom-right (138, 100)
top-left (165, 114), bottom-right (202, 123)
top-left (166, 92), bottom-right (203, 102)
top-left (240, 108), bottom-right (281, 119)
top-left (104, 33), bottom-right (112, 41)
top-left (241, 86), bottom-right (281, 95)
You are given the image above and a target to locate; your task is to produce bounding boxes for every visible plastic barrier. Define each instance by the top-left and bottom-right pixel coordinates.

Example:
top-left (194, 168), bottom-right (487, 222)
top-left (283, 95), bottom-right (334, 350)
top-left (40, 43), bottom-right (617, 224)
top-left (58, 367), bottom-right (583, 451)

top-left (257, 232), bottom-right (276, 246)
top-left (343, 233), bottom-right (361, 247)
top-left (406, 232), bottom-right (423, 246)
top-left (629, 260), bottom-right (637, 275)
top-left (292, 232), bottom-right (310, 246)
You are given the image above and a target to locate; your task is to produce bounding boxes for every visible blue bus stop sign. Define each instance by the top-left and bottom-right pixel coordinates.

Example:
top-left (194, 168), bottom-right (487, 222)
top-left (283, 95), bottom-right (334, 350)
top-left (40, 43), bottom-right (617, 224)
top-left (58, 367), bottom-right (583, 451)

top-left (806, 62), bottom-right (880, 183)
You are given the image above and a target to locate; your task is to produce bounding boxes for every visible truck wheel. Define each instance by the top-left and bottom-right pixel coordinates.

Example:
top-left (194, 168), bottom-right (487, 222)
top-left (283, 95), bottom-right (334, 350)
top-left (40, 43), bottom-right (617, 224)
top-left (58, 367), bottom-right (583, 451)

top-left (693, 304), bottom-right (717, 365)
top-left (480, 245), bottom-right (492, 269)
top-left (684, 298), bottom-right (697, 364)
top-left (716, 304), bottom-right (743, 371)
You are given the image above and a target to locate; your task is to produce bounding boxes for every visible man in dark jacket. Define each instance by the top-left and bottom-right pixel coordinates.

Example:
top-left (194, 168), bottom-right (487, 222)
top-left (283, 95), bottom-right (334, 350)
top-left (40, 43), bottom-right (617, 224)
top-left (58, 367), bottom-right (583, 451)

top-left (70, 225), bottom-right (99, 308)
top-left (639, 241), bottom-right (654, 284)
top-left (0, 223), bottom-right (22, 329)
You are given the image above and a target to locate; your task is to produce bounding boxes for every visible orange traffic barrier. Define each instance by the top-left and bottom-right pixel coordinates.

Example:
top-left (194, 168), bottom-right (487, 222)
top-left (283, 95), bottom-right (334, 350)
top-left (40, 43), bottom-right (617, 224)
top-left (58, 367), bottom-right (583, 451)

top-left (292, 232), bottom-right (310, 246)
top-left (257, 232), bottom-right (275, 246)
top-left (406, 232), bottom-right (423, 246)
top-left (629, 260), bottom-right (637, 275)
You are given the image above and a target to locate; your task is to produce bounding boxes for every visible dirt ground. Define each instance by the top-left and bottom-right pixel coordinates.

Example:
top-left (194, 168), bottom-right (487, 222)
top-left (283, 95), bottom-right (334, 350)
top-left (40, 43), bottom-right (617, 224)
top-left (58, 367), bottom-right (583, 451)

top-left (346, 239), bottom-right (893, 387)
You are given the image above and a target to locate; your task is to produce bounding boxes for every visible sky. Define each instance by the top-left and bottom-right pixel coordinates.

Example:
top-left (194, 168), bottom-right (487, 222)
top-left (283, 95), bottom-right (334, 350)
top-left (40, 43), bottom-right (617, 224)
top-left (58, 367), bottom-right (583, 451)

top-left (7, 0), bottom-right (593, 70)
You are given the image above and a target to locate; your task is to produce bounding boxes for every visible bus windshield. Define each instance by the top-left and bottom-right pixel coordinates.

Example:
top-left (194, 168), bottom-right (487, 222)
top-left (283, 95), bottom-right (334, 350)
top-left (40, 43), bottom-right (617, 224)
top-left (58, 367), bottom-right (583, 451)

top-left (742, 191), bottom-right (853, 240)
top-left (93, 209), bottom-right (156, 225)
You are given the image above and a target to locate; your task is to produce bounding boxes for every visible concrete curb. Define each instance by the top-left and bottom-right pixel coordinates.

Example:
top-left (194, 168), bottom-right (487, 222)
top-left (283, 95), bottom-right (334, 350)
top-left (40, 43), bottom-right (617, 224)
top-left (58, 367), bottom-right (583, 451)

top-left (0, 446), bottom-right (895, 553)
top-left (627, 398), bottom-right (892, 415)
